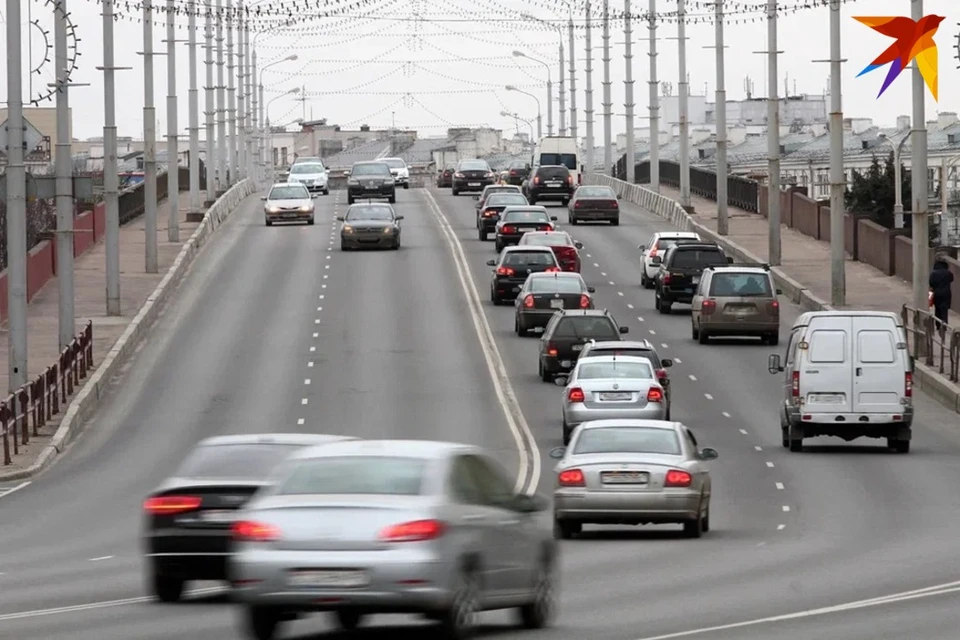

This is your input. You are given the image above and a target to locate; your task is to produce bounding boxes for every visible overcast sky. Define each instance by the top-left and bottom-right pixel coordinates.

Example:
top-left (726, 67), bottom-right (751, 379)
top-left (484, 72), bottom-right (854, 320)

top-left (2, 0), bottom-right (957, 141)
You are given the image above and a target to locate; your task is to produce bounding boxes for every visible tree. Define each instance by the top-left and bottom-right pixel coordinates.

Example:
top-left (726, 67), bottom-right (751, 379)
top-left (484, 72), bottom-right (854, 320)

top-left (844, 152), bottom-right (912, 229)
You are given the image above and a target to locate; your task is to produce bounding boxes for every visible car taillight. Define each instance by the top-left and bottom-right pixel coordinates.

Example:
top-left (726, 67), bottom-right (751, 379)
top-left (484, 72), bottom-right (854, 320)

top-left (662, 273), bottom-right (671, 285)
top-left (791, 371), bottom-right (800, 397)
top-left (523, 294), bottom-right (535, 308)
top-left (544, 266), bottom-right (561, 273)
top-left (769, 300), bottom-right (780, 313)
top-left (143, 495), bottom-right (202, 515)
top-left (574, 200), bottom-right (583, 208)
top-left (701, 300), bottom-right (717, 315)
top-left (502, 225), bottom-right (516, 234)
top-left (379, 519), bottom-right (445, 542)
top-left (647, 387), bottom-right (664, 402)
top-left (232, 520), bottom-right (282, 542)
top-left (567, 387), bottom-right (586, 402)
top-left (546, 342), bottom-right (558, 356)
top-left (534, 176), bottom-right (541, 184)
top-left (905, 372), bottom-right (912, 398)
top-left (610, 200), bottom-right (619, 208)
top-left (483, 209), bottom-right (497, 217)
top-left (496, 266), bottom-right (515, 276)
top-left (664, 469), bottom-right (692, 487)
top-left (558, 468), bottom-right (585, 486)
top-left (567, 175), bottom-right (574, 185)
top-left (579, 294), bottom-right (591, 308)
top-left (655, 369), bottom-right (667, 380)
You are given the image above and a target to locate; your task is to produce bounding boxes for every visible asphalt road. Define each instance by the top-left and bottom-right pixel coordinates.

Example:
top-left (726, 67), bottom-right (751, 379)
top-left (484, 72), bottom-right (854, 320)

top-left (1, 184), bottom-right (959, 639)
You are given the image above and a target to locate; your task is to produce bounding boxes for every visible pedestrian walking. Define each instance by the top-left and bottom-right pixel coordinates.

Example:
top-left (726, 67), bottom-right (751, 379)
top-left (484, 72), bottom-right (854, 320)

top-left (928, 252), bottom-right (954, 327)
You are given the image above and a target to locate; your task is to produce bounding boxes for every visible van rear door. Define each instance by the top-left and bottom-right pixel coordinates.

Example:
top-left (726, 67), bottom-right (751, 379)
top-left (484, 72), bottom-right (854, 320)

top-left (801, 318), bottom-right (854, 413)
top-left (852, 317), bottom-right (905, 414)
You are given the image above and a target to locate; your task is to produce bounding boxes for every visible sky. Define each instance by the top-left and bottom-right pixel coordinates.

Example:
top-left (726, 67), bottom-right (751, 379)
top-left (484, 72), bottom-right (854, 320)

top-left (1, 0), bottom-right (958, 141)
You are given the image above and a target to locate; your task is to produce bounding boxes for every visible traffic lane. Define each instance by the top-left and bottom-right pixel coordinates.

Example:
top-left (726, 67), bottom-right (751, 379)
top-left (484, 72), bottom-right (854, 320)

top-left (0, 193), bottom-right (344, 618)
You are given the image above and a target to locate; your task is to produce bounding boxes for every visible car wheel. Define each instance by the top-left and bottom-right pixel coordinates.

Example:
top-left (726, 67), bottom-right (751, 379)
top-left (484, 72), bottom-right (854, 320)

top-left (889, 438), bottom-right (910, 453)
top-left (698, 328), bottom-right (709, 344)
top-left (701, 501), bottom-right (711, 532)
top-left (438, 569), bottom-right (479, 640)
top-left (788, 424), bottom-right (803, 452)
top-left (570, 215), bottom-right (578, 225)
top-left (341, 241), bottom-right (350, 251)
top-left (610, 216), bottom-right (620, 226)
top-left (518, 557), bottom-right (556, 629)
top-left (245, 606), bottom-right (282, 640)
top-left (561, 199), bottom-right (569, 206)
top-left (389, 195), bottom-right (397, 203)
top-left (452, 188), bottom-right (459, 196)
top-left (403, 183), bottom-right (410, 190)
top-left (768, 333), bottom-right (780, 346)
top-left (553, 519), bottom-right (580, 539)
top-left (495, 241), bottom-right (503, 253)
top-left (491, 289), bottom-right (501, 305)
top-left (479, 229), bottom-right (487, 241)
top-left (540, 361), bottom-right (552, 383)
top-left (562, 421), bottom-right (572, 445)
top-left (264, 219), bottom-right (273, 227)
top-left (306, 217), bottom-right (315, 225)
top-left (658, 295), bottom-right (672, 314)
top-left (691, 321), bottom-right (699, 340)
top-left (151, 571), bottom-right (184, 603)
top-left (333, 610), bottom-right (364, 630)
top-left (322, 188), bottom-right (329, 195)
top-left (391, 241), bottom-right (400, 250)
top-left (683, 505), bottom-right (705, 538)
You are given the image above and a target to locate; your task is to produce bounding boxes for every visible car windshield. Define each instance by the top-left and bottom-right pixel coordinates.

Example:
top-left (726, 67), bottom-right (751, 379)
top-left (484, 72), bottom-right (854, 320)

top-left (522, 233), bottom-right (569, 247)
top-left (503, 210), bottom-right (549, 223)
top-left (290, 163), bottom-right (324, 174)
top-left (539, 153), bottom-right (577, 170)
top-left (460, 160), bottom-right (489, 171)
top-left (671, 249), bottom-right (727, 269)
top-left (346, 206), bottom-right (393, 221)
top-left (383, 158), bottom-right (406, 169)
top-left (553, 317), bottom-right (619, 339)
top-left (268, 185), bottom-right (309, 200)
top-left (175, 443), bottom-right (304, 479)
top-left (487, 194), bottom-right (528, 206)
top-left (277, 456), bottom-right (426, 495)
top-left (709, 272), bottom-right (774, 297)
top-left (573, 427), bottom-right (681, 455)
top-left (530, 276), bottom-right (583, 293)
top-left (655, 237), bottom-right (698, 250)
top-left (587, 347), bottom-right (660, 368)
top-left (503, 250), bottom-right (556, 267)
top-left (577, 186), bottom-right (614, 198)
top-left (352, 163), bottom-right (391, 176)
top-left (577, 361), bottom-right (653, 380)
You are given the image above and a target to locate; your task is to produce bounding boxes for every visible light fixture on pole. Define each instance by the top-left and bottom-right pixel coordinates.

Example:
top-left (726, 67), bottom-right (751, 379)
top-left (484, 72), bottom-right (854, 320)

top-left (505, 85), bottom-right (542, 139)
top-left (258, 53), bottom-right (298, 180)
top-left (512, 51), bottom-right (552, 136)
top-left (878, 131), bottom-right (913, 229)
top-left (520, 13), bottom-right (565, 135)
top-left (500, 109), bottom-right (535, 143)
top-left (266, 87), bottom-right (301, 183)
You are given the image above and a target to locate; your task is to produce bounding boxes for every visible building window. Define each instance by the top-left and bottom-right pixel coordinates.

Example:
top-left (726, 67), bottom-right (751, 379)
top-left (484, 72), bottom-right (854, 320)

top-left (273, 147), bottom-right (278, 167)
top-left (281, 147), bottom-right (288, 166)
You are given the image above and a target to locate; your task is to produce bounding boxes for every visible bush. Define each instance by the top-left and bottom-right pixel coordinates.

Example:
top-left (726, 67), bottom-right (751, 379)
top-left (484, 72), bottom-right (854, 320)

top-left (844, 152), bottom-right (912, 229)
top-left (0, 198), bottom-right (57, 271)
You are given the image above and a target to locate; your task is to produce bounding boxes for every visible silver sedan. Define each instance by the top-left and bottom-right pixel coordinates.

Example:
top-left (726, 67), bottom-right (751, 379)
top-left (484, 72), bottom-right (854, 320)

top-left (555, 355), bottom-right (667, 445)
top-left (230, 439), bottom-right (558, 640)
top-left (550, 419), bottom-right (718, 539)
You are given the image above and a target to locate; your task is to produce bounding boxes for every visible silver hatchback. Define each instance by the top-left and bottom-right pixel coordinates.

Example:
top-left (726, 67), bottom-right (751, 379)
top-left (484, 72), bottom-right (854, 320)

top-left (230, 439), bottom-right (557, 640)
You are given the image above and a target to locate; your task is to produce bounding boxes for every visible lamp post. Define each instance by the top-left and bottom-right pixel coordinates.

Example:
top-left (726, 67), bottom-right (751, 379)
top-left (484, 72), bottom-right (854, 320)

top-left (265, 87), bottom-right (301, 183)
top-left (500, 110), bottom-right (536, 144)
top-left (512, 51), bottom-right (552, 136)
top-left (505, 85), bottom-right (542, 139)
top-left (520, 13), bottom-right (565, 136)
top-left (878, 131), bottom-right (913, 229)
top-left (257, 53), bottom-right (298, 181)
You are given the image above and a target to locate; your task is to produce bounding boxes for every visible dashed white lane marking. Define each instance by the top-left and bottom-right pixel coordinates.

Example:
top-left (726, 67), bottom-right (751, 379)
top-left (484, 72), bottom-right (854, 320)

top-left (88, 556), bottom-right (113, 562)
top-left (297, 418), bottom-right (305, 425)
top-left (648, 329), bottom-right (656, 335)
top-left (309, 346), bottom-right (316, 352)
top-left (754, 445), bottom-right (763, 451)
top-left (637, 316), bottom-right (644, 322)
top-left (317, 306), bottom-right (322, 311)
top-left (301, 398), bottom-right (309, 405)
top-left (322, 283), bottom-right (327, 287)
top-left (325, 265), bottom-right (330, 269)
top-left (766, 462), bottom-right (775, 468)
top-left (627, 303), bottom-right (634, 309)
top-left (314, 319), bottom-right (320, 324)
top-left (739, 428), bottom-right (748, 435)
top-left (722, 411), bottom-right (731, 418)
top-left (618, 291), bottom-right (624, 297)
top-left (673, 357), bottom-right (681, 363)
top-left (313, 332), bottom-right (319, 338)
top-left (586, 254), bottom-right (592, 258)
top-left (782, 505), bottom-right (790, 512)
top-left (704, 393), bottom-right (713, 400)
top-left (608, 280), bottom-right (615, 285)
top-left (688, 374), bottom-right (697, 381)
top-left (304, 379), bottom-right (311, 385)
top-left (600, 271), bottom-right (607, 276)
top-left (777, 524), bottom-right (786, 531)
top-left (307, 361), bottom-right (314, 368)
top-left (319, 295), bottom-right (325, 299)
top-left (661, 343), bottom-right (668, 348)
top-left (593, 262), bottom-right (600, 267)
top-left (325, 255), bottom-right (331, 260)
top-left (775, 482), bottom-right (785, 490)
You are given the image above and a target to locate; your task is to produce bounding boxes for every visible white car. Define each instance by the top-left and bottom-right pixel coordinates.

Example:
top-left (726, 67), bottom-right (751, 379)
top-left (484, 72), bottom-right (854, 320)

top-left (262, 182), bottom-right (314, 226)
top-left (381, 157), bottom-right (410, 189)
top-left (287, 161), bottom-right (330, 195)
top-left (639, 231), bottom-right (701, 289)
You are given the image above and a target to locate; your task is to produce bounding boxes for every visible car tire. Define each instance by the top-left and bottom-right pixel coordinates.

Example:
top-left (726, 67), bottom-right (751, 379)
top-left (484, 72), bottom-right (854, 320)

top-left (403, 183), bottom-right (409, 190)
top-left (562, 422), bottom-right (572, 445)
top-left (151, 571), bottom-right (184, 603)
top-left (767, 333), bottom-right (780, 346)
top-left (540, 360), bottom-right (553, 383)
top-left (389, 194), bottom-right (397, 204)
top-left (452, 188), bottom-right (459, 196)
top-left (788, 424), bottom-right (803, 452)
top-left (889, 438), bottom-right (910, 453)
top-left (306, 217), bottom-right (315, 225)
top-left (561, 199), bottom-right (569, 206)
top-left (698, 328), bottom-right (709, 344)
top-left (322, 188), bottom-right (330, 195)
top-left (495, 241), bottom-right (503, 253)
top-left (347, 197), bottom-right (354, 205)
top-left (478, 228), bottom-right (487, 241)
top-left (333, 610), bottom-right (364, 630)
top-left (518, 558), bottom-right (556, 629)
top-left (554, 519), bottom-right (580, 539)
top-left (491, 289), bottom-right (501, 305)
top-left (391, 241), bottom-right (400, 250)
top-left (245, 606), bottom-right (282, 640)
top-left (569, 215), bottom-right (578, 225)
top-left (701, 501), bottom-right (711, 533)
top-left (341, 241), bottom-right (350, 251)
top-left (683, 505), bottom-right (705, 538)
top-left (691, 322), bottom-right (699, 340)
top-left (610, 216), bottom-right (620, 226)
top-left (438, 569), bottom-right (479, 640)
top-left (265, 219), bottom-right (273, 227)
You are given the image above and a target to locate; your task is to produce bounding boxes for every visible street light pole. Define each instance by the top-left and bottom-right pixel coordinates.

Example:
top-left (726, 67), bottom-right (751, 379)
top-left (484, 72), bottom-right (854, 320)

top-left (53, 0), bottom-right (76, 349)
top-left (624, 0), bottom-right (635, 183)
top-left (142, 0), bottom-right (158, 271)
top-left (204, 6), bottom-right (216, 204)
top-left (512, 51), bottom-right (552, 137)
top-left (188, 0), bottom-right (201, 217)
top-left (102, 0), bottom-right (121, 316)
top-left (647, 0), bottom-right (659, 191)
top-left (226, 0), bottom-right (237, 185)
top-left (714, 0), bottom-right (728, 236)
top-left (828, 0), bottom-right (846, 306)
top-left (910, 0), bottom-right (930, 311)
top-left (216, 0), bottom-right (226, 192)
top-left (166, 0), bottom-right (180, 242)
top-left (506, 85), bottom-right (542, 139)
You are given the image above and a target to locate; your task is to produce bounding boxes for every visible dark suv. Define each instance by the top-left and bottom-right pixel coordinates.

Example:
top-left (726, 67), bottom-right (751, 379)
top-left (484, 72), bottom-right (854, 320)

top-left (347, 161), bottom-right (396, 204)
top-left (525, 165), bottom-right (575, 205)
top-left (487, 246), bottom-right (560, 304)
top-left (452, 159), bottom-right (496, 195)
top-left (538, 309), bottom-right (629, 382)
top-left (654, 242), bottom-right (732, 313)
top-left (505, 161), bottom-right (531, 186)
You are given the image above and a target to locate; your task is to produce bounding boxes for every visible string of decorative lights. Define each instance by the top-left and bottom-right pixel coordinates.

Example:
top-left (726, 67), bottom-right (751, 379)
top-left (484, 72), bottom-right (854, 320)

top-left (29, 0), bottom-right (81, 106)
top-left (409, 63), bottom-right (544, 90)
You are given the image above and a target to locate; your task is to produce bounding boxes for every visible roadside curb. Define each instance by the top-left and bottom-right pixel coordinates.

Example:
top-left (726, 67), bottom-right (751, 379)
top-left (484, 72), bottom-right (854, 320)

top-left (590, 173), bottom-right (960, 416)
top-left (0, 180), bottom-right (257, 482)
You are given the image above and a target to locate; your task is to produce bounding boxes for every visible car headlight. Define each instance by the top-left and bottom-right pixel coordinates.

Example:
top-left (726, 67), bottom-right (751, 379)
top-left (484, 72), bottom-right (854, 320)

top-left (342, 225), bottom-right (354, 234)
top-left (300, 205), bottom-right (312, 212)
top-left (348, 178), bottom-right (359, 185)
top-left (385, 178), bottom-right (395, 184)
top-left (267, 206), bottom-right (280, 213)
top-left (382, 226), bottom-right (394, 234)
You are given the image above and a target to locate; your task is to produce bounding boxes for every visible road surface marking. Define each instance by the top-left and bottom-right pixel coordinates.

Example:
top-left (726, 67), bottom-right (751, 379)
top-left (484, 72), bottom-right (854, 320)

top-left (601, 271), bottom-right (607, 277)
top-left (766, 462), bottom-right (776, 468)
top-left (608, 281), bottom-right (615, 285)
top-left (88, 556), bottom-right (113, 562)
top-left (314, 319), bottom-right (320, 324)
top-left (618, 291), bottom-right (624, 297)
top-left (637, 316), bottom-right (644, 322)
top-left (673, 357), bottom-right (681, 363)
top-left (775, 482), bottom-right (785, 490)
top-left (0, 587), bottom-right (226, 622)
top-left (313, 332), bottom-right (318, 338)
top-left (297, 418), bottom-right (305, 425)
top-left (754, 445), bottom-right (763, 451)
top-left (319, 295), bottom-right (324, 299)
top-left (0, 481), bottom-right (31, 500)
top-left (627, 303), bottom-right (634, 309)
top-left (309, 346), bottom-right (316, 352)
top-left (301, 398), bottom-right (308, 405)
top-left (722, 411), bottom-right (731, 418)
top-left (661, 343), bottom-right (668, 348)
top-left (782, 505), bottom-right (790, 512)
top-left (704, 393), bottom-right (713, 400)
top-left (689, 375), bottom-right (697, 381)
top-left (304, 379), bottom-right (311, 385)
top-left (777, 524), bottom-right (786, 531)
top-left (739, 429), bottom-right (749, 435)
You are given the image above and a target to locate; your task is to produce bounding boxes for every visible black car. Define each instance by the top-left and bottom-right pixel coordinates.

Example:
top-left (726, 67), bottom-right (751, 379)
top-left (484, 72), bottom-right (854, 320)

top-left (578, 339), bottom-right (674, 419)
top-left (142, 433), bottom-right (355, 602)
top-left (515, 272), bottom-right (596, 336)
top-left (338, 203), bottom-right (404, 251)
top-left (477, 192), bottom-right (529, 241)
top-left (525, 165), bottom-right (575, 205)
top-left (654, 242), bottom-right (732, 313)
top-left (475, 184), bottom-right (523, 212)
top-left (505, 161), bottom-right (531, 186)
top-left (494, 206), bottom-right (558, 252)
top-left (568, 185), bottom-right (620, 225)
top-left (436, 165), bottom-right (454, 187)
top-left (452, 159), bottom-right (496, 195)
top-left (347, 161), bottom-right (396, 204)
top-left (538, 309), bottom-right (629, 381)
top-left (487, 245), bottom-right (561, 305)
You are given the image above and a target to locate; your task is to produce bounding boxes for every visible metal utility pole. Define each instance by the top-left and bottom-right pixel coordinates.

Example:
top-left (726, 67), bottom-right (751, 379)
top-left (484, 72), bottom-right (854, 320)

top-left (188, 0), bottom-right (202, 217)
top-left (648, 0), bottom-right (660, 191)
top-left (601, 0), bottom-right (612, 174)
top-left (568, 15), bottom-right (578, 146)
top-left (245, 20), bottom-right (255, 180)
top-left (216, 0), bottom-right (227, 192)
top-left (624, 0), bottom-right (635, 183)
top-left (236, 4), bottom-right (246, 180)
top-left (252, 46), bottom-right (260, 184)
top-left (204, 6), bottom-right (216, 204)
top-left (166, 0), bottom-right (180, 242)
top-left (828, 0), bottom-right (846, 306)
top-left (714, 0), bottom-right (729, 235)
top-left (584, 1), bottom-right (595, 176)
top-left (54, 0), bottom-right (76, 350)
top-left (102, 0), bottom-right (121, 316)
top-left (558, 34), bottom-right (566, 137)
top-left (142, 0), bottom-right (158, 272)
top-left (5, 0), bottom-right (27, 388)
top-left (259, 81), bottom-right (266, 180)
top-left (910, 0), bottom-right (929, 311)
top-left (226, 0), bottom-right (237, 185)
top-left (677, 0), bottom-right (691, 209)
top-left (766, 0), bottom-right (781, 264)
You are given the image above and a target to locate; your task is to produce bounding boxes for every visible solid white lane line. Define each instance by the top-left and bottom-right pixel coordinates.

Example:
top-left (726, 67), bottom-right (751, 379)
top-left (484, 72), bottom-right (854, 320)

top-left (0, 481), bottom-right (31, 500)
top-left (775, 482), bottom-right (785, 490)
top-left (704, 393), bottom-right (713, 400)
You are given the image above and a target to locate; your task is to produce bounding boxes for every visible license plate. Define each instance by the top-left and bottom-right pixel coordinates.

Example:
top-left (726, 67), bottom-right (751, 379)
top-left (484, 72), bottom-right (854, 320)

top-left (729, 307), bottom-right (755, 316)
top-left (365, 186), bottom-right (379, 191)
top-left (601, 471), bottom-right (649, 484)
top-left (692, 276), bottom-right (700, 284)
top-left (199, 510), bottom-right (236, 523)
top-left (560, 360), bottom-right (573, 368)
top-left (547, 181), bottom-right (561, 186)
top-left (288, 570), bottom-right (369, 588)
top-left (571, 344), bottom-right (582, 351)
top-left (468, 182), bottom-right (481, 186)
top-left (512, 286), bottom-right (521, 292)
top-left (550, 299), bottom-right (564, 309)
top-left (809, 394), bottom-right (844, 403)
top-left (599, 392), bottom-right (631, 401)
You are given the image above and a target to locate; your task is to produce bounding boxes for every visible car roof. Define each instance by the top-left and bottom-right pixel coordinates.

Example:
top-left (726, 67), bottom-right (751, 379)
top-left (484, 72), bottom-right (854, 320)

top-left (556, 309), bottom-right (613, 317)
top-left (705, 265), bottom-right (772, 275)
top-left (352, 161), bottom-right (389, 167)
top-left (577, 355), bottom-right (654, 365)
top-left (577, 419), bottom-right (682, 432)
top-left (523, 231), bottom-right (566, 237)
top-left (288, 439), bottom-right (479, 461)
top-left (269, 182), bottom-right (305, 189)
top-left (654, 231), bottom-right (700, 238)
top-left (585, 339), bottom-right (654, 349)
top-left (502, 205), bottom-right (548, 212)
top-left (503, 245), bottom-right (554, 253)
top-left (381, 157), bottom-right (406, 162)
top-left (536, 164), bottom-right (569, 170)
top-left (487, 192), bottom-right (526, 199)
top-left (196, 433), bottom-right (357, 447)
top-left (668, 242), bottom-right (722, 250)
top-left (528, 270), bottom-right (582, 278)
top-left (348, 202), bottom-right (392, 208)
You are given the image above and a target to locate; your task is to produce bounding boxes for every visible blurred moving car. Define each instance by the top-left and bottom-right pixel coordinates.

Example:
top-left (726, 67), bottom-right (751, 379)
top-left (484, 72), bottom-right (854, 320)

top-left (452, 159), bottom-right (496, 195)
top-left (494, 207), bottom-right (558, 252)
top-left (505, 160), bottom-right (531, 186)
top-left (382, 157), bottom-right (411, 189)
top-left (231, 439), bottom-right (557, 639)
top-left (579, 340), bottom-right (674, 419)
top-left (338, 203), bottom-right (404, 251)
top-left (514, 272), bottom-right (596, 336)
top-left (488, 246), bottom-right (561, 305)
top-left (518, 231), bottom-right (583, 272)
top-left (639, 232), bottom-right (702, 289)
top-left (141, 433), bottom-right (355, 602)
top-left (537, 309), bottom-right (629, 382)
top-left (475, 184), bottom-right (523, 212)
top-left (567, 185), bottom-right (619, 225)
top-left (262, 183), bottom-right (314, 226)
top-left (690, 264), bottom-right (781, 345)
top-left (524, 165), bottom-right (575, 206)
top-left (550, 420), bottom-right (718, 539)
top-left (436, 165), bottom-right (455, 188)
top-left (477, 192), bottom-right (529, 241)
top-left (347, 161), bottom-right (397, 205)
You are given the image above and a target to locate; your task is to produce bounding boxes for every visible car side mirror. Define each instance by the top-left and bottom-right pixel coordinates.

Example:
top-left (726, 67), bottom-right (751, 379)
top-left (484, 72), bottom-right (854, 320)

top-left (699, 447), bottom-right (719, 461)
top-left (550, 216), bottom-right (558, 221)
top-left (336, 215), bottom-right (344, 222)
top-left (549, 446), bottom-right (566, 459)
top-left (587, 287), bottom-right (596, 293)
top-left (619, 326), bottom-right (629, 334)
top-left (726, 257), bottom-right (734, 264)
top-left (486, 259), bottom-right (497, 267)
top-left (260, 196), bottom-right (267, 200)
top-left (473, 195), bottom-right (479, 200)
top-left (661, 358), bottom-right (673, 368)
top-left (768, 354), bottom-right (783, 374)
top-left (395, 215), bottom-right (404, 220)
top-left (651, 256), bottom-right (662, 265)
top-left (776, 288), bottom-right (782, 295)
top-left (574, 241), bottom-right (584, 249)
top-left (553, 375), bottom-right (568, 386)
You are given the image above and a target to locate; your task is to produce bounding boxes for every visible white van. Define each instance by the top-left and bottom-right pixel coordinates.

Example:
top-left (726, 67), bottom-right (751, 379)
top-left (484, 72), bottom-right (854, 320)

top-left (534, 136), bottom-right (580, 185)
top-left (767, 311), bottom-right (914, 453)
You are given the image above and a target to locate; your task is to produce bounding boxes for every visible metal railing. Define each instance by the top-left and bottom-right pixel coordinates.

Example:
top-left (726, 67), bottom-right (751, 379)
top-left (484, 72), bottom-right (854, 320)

top-left (901, 305), bottom-right (960, 382)
top-left (1, 321), bottom-right (94, 466)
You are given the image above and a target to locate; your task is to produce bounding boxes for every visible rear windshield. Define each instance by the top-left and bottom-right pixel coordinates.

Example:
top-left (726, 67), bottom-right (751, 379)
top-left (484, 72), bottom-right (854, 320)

top-left (503, 251), bottom-right (556, 267)
top-left (537, 166), bottom-right (570, 179)
top-left (290, 163), bottom-right (324, 174)
top-left (352, 163), bottom-right (390, 176)
top-left (277, 456), bottom-right (426, 496)
top-left (509, 162), bottom-right (527, 169)
top-left (503, 210), bottom-right (549, 223)
top-left (574, 427), bottom-right (681, 455)
top-left (530, 276), bottom-right (584, 293)
top-left (655, 237), bottom-right (698, 249)
top-left (587, 347), bottom-right (660, 368)
top-left (577, 186), bottom-right (614, 198)
top-left (176, 444), bottom-right (303, 479)
top-left (346, 206), bottom-right (393, 221)
top-left (487, 194), bottom-right (528, 206)
top-left (577, 361), bottom-right (653, 380)
top-left (460, 160), bottom-right (490, 171)
top-left (709, 272), bottom-right (773, 297)
top-left (554, 317), bottom-right (619, 339)
top-left (269, 185), bottom-right (309, 200)
top-left (522, 233), bottom-right (569, 247)
top-left (671, 248), bottom-right (727, 269)
top-left (484, 187), bottom-right (518, 198)
top-left (383, 158), bottom-right (406, 169)
top-left (539, 153), bottom-right (577, 170)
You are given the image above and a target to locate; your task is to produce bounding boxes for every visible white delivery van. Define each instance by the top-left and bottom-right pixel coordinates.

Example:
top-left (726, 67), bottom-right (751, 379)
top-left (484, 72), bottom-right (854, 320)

top-left (533, 136), bottom-right (580, 185)
top-left (767, 311), bottom-right (914, 453)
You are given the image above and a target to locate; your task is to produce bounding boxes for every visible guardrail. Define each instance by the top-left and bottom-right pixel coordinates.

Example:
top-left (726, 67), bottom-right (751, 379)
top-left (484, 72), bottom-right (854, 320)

top-left (1, 321), bottom-right (93, 466)
top-left (901, 305), bottom-right (960, 383)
